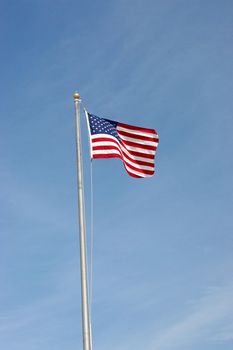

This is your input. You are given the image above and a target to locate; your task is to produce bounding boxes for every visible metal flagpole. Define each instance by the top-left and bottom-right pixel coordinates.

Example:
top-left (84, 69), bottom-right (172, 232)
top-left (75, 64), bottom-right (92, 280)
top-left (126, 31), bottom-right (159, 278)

top-left (73, 92), bottom-right (92, 350)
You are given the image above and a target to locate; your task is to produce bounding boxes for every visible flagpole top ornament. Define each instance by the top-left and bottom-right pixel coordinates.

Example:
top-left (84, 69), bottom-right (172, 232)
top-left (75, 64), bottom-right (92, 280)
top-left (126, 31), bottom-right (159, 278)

top-left (73, 92), bottom-right (81, 101)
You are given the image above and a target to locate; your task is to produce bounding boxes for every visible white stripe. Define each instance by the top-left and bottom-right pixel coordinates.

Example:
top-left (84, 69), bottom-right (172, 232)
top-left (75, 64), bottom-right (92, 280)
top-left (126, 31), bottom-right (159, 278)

top-left (117, 132), bottom-right (157, 146)
top-left (124, 162), bottom-right (153, 178)
top-left (92, 140), bottom-right (154, 171)
top-left (123, 143), bottom-right (156, 155)
top-left (90, 131), bottom-right (156, 178)
top-left (92, 150), bottom-right (152, 177)
top-left (122, 155), bottom-right (154, 171)
top-left (117, 126), bottom-right (157, 139)
top-left (92, 144), bottom-right (154, 170)
top-left (91, 134), bottom-right (120, 143)
top-left (91, 133), bottom-right (158, 151)
top-left (92, 139), bottom-right (155, 165)
top-left (92, 140), bottom-right (121, 149)
top-left (92, 149), bottom-right (121, 156)
top-left (121, 148), bottom-right (154, 164)
top-left (119, 142), bottom-right (155, 164)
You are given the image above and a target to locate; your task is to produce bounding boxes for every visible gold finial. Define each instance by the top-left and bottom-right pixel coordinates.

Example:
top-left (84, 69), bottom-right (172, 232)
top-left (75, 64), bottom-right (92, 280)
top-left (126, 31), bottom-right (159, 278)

top-left (73, 92), bottom-right (81, 101)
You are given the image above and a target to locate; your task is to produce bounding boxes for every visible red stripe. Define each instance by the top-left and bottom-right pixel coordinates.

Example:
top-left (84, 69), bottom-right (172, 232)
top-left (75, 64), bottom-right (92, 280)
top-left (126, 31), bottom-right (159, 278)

top-left (92, 136), bottom-right (119, 145)
top-left (122, 159), bottom-right (154, 175)
top-left (121, 149), bottom-right (154, 167)
top-left (91, 136), bottom-right (157, 152)
top-left (93, 142), bottom-right (156, 160)
top-left (92, 153), bottom-right (148, 178)
top-left (92, 145), bottom-right (121, 152)
top-left (127, 150), bottom-right (155, 159)
top-left (92, 145), bottom-right (154, 174)
top-left (117, 130), bottom-right (158, 142)
top-left (93, 142), bottom-right (154, 167)
top-left (118, 122), bottom-right (156, 134)
top-left (92, 136), bottom-right (156, 156)
top-left (119, 142), bottom-right (156, 160)
top-left (93, 154), bottom-right (122, 160)
top-left (121, 139), bottom-right (156, 151)
top-left (91, 135), bottom-right (156, 178)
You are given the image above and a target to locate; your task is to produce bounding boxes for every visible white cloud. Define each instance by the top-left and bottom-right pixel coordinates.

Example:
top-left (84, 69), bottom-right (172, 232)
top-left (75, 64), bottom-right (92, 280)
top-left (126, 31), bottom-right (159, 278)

top-left (148, 284), bottom-right (233, 349)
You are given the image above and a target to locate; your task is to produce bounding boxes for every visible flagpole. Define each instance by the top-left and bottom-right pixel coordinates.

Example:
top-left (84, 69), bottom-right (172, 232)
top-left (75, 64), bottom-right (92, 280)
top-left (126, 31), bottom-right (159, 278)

top-left (73, 92), bottom-right (92, 350)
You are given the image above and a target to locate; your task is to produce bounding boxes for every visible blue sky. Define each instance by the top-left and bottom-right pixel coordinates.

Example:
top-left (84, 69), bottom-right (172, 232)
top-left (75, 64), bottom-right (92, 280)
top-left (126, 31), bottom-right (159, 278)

top-left (0, 0), bottom-right (233, 349)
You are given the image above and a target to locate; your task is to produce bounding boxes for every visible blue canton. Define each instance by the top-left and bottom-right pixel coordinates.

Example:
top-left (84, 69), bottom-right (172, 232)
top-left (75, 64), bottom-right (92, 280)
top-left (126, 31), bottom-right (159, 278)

top-left (88, 114), bottom-right (120, 141)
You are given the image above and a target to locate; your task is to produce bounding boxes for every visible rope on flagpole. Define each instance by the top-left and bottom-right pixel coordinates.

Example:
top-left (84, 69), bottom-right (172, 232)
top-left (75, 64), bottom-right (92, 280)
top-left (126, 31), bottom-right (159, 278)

top-left (81, 157), bottom-right (94, 349)
top-left (81, 103), bottom-right (94, 336)
top-left (76, 99), bottom-right (93, 306)
top-left (89, 159), bottom-right (94, 318)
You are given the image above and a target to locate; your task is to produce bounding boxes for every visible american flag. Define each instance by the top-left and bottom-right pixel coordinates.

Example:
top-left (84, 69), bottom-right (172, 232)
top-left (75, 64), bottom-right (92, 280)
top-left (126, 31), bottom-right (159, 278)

top-left (86, 112), bottom-right (159, 178)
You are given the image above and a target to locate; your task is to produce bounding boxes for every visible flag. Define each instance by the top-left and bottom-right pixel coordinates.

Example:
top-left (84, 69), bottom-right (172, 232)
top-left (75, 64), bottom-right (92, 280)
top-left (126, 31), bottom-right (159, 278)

top-left (86, 112), bottom-right (159, 178)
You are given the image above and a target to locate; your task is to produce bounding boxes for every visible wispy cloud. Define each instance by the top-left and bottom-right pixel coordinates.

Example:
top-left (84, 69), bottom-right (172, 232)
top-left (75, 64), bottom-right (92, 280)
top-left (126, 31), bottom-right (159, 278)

top-left (210, 323), bottom-right (233, 343)
top-left (148, 284), bottom-right (233, 349)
